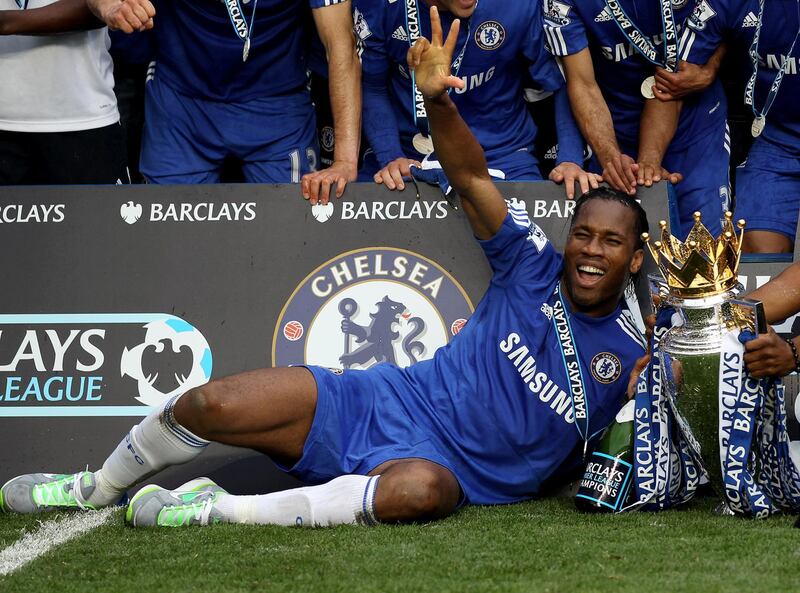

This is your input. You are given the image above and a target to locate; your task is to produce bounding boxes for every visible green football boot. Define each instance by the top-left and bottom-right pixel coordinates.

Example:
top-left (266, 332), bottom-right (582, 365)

top-left (126, 477), bottom-right (227, 527)
top-left (0, 471), bottom-right (97, 514)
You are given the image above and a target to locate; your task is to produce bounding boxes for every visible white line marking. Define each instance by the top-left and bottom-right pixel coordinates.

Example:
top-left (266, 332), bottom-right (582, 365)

top-left (0, 508), bottom-right (116, 576)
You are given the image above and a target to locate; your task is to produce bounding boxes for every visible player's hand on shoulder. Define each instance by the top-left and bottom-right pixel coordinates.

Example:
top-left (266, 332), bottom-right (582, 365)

top-left (88, 0), bottom-right (155, 33)
top-left (301, 161), bottom-right (357, 205)
top-left (374, 157), bottom-right (422, 191)
top-left (598, 151), bottom-right (638, 195)
top-left (407, 6), bottom-right (465, 100)
top-left (744, 328), bottom-right (797, 378)
top-left (653, 61), bottom-right (714, 102)
top-left (548, 162), bottom-right (602, 200)
top-left (635, 160), bottom-right (683, 188)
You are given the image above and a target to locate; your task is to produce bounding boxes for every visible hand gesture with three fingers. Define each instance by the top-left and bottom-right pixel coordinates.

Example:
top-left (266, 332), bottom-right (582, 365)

top-left (406, 7), bottom-right (465, 100)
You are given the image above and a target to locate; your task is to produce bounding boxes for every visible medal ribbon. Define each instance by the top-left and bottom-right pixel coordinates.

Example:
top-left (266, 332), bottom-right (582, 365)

top-left (604, 0), bottom-right (678, 72)
top-left (744, 0), bottom-right (800, 123)
top-left (551, 284), bottom-right (604, 458)
top-left (404, 0), bottom-right (475, 138)
top-left (224, 0), bottom-right (259, 61)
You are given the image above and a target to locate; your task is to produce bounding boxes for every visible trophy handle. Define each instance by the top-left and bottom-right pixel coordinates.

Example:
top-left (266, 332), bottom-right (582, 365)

top-left (727, 298), bottom-right (767, 335)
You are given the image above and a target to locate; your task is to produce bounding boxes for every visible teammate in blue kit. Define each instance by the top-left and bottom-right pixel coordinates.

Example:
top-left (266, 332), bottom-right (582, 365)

top-left (87, 0), bottom-right (359, 203)
top-left (654, 0), bottom-right (800, 254)
top-left (355, 0), bottom-right (599, 199)
top-left (0, 8), bottom-right (646, 526)
top-left (542, 0), bottom-right (731, 237)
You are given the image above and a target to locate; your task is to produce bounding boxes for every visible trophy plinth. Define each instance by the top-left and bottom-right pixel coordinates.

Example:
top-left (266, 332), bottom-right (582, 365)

top-left (644, 212), bottom-right (755, 509)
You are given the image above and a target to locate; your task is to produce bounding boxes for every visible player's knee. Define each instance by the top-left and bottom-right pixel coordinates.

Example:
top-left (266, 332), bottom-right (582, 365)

top-left (174, 383), bottom-right (227, 437)
top-left (379, 464), bottom-right (459, 521)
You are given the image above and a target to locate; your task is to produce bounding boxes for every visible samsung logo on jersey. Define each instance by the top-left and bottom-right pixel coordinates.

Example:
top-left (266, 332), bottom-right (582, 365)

top-left (499, 332), bottom-right (575, 425)
top-left (453, 67), bottom-right (496, 94)
top-left (0, 204), bottom-right (65, 224)
top-left (341, 200), bottom-right (449, 221)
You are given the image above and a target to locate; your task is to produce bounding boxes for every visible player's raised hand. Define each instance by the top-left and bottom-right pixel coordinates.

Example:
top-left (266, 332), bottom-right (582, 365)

top-left (88, 0), bottom-right (155, 33)
top-left (407, 6), bottom-right (465, 99)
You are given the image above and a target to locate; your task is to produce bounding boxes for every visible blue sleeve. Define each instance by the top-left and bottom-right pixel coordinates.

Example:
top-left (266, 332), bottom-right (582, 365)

top-left (553, 85), bottom-right (585, 165)
top-left (354, 2), bottom-right (406, 167)
top-left (680, 0), bottom-right (735, 65)
top-left (522, 1), bottom-right (566, 92)
top-left (478, 201), bottom-right (562, 287)
top-left (542, 0), bottom-right (587, 57)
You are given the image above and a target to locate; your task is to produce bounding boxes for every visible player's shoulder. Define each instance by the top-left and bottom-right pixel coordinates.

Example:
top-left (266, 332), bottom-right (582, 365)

top-left (543, 0), bottom-right (590, 28)
top-left (686, 0), bottom-right (745, 32)
top-left (611, 305), bottom-right (647, 354)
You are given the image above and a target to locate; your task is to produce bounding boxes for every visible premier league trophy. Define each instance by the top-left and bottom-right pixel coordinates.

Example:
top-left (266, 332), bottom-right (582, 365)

top-left (643, 212), bottom-right (764, 513)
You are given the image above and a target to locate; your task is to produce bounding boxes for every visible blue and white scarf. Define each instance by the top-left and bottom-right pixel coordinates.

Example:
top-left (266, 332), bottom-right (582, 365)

top-left (625, 307), bottom-right (800, 517)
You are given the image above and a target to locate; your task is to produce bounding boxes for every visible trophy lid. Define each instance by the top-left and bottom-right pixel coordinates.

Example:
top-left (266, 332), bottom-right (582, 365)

top-left (641, 212), bottom-right (745, 299)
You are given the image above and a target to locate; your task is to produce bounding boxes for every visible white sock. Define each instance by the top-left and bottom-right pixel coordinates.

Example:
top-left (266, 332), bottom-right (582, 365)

top-left (214, 475), bottom-right (380, 527)
top-left (87, 395), bottom-right (209, 507)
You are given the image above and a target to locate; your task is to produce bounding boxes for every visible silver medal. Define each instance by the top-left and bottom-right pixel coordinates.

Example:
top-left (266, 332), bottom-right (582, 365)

top-left (640, 76), bottom-right (656, 99)
top-left (751, 116), bottom-right (766, 137)
top-left (412, 133), bottom-right (435, 155)
top-left (243, 37), bottom-right (251, 62)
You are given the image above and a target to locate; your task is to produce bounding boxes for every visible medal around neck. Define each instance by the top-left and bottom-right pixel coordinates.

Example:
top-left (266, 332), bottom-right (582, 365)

top-left (412, 133), bottom-right (435, 155)
top-left (640, 76), bottom-right (656, 99)
top-left (643, 212), bottom-right (764, 513)
top-left (751, 116), bottom-right (765, 138)
top-left (242, 37), bottom-right (251, 62)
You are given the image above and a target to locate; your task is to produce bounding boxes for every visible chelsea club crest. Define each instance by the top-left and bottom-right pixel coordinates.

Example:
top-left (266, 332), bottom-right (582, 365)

top-left (590, 352), bottom-right (622, 384)
top-left (474, 21), bottom-right (506, 51)
top-left (272, 248), bottom-right (474, 370)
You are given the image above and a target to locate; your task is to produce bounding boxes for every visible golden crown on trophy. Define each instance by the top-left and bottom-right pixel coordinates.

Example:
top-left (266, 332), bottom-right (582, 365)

top-left (641, 211), bottom-right (746, 298)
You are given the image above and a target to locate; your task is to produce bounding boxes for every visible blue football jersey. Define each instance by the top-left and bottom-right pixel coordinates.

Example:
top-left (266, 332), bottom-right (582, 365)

top-left (355, 0), bottom-right (567, 167)
top-left (681, 0), bottom-right (800, 155)
top-left (151, 0), bottom-right (344, 102)
top-left (377, 202), bottom-right (646, 503)
top-left (543, 0), bottom-right (727, 151)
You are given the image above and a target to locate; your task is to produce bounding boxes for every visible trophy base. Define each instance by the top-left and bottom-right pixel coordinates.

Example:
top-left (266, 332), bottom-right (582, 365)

top-left (713, 501), bottom-right (735, 516)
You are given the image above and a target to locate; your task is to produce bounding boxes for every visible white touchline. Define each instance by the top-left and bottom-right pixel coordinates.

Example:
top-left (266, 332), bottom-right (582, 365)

top-left (0, 507), bottom-right (116, 577)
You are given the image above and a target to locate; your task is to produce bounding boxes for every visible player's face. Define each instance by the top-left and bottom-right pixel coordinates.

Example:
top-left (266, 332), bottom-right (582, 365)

top-left (427, 0), bottom-right (478, 18)
top-left (562, 199), bottom-right (644, 318)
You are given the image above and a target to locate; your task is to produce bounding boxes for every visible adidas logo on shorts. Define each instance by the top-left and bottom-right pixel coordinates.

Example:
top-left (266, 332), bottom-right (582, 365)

top-left (595, 7), bottom-right (613, 22)
top-left (544, 146), bottom-right (558, 160)
top-left (742, 11), bottom-right (759, 27)
top-left (391, 26), bottom-right (408, 41)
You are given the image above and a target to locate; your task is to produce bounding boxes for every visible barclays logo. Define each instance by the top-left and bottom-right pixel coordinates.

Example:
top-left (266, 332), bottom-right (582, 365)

top-left (0, 314), bottom-right (213, 417)
top-left (120, 201), bottom-right (143, 225)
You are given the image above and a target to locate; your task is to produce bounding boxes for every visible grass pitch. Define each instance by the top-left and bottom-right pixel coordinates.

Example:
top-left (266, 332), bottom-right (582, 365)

top-left (0, 496), bottom-right (798, 593)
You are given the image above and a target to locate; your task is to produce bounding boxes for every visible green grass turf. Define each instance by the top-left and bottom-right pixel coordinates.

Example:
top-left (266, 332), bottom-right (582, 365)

top-left (1, 497), bottom-right (799, 593)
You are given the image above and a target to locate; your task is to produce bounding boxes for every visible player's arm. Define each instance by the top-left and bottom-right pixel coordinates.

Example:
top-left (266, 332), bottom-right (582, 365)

top-left (355, 2), bottom-right (419, 191)
top-left (635, 98), bottom-right (684, 187)
top-left (408, 7), bottom-right (506, 239)
top-left (654, 46), bottom-right (726, 101)
top-left (747, 261), bottom-right (800, 324)
top-left (0, 0), bottom-right (103, 33)
top-left (561, 49), bottom-right (637, 195)
top-left (548, 85), bottom-right (602, 199)
top-left (86, 0), bottom-right (154, 33)
top-left (302, 0), bottom-right (361, 205)
top-left (742, 262), bottom-right (800, 378)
